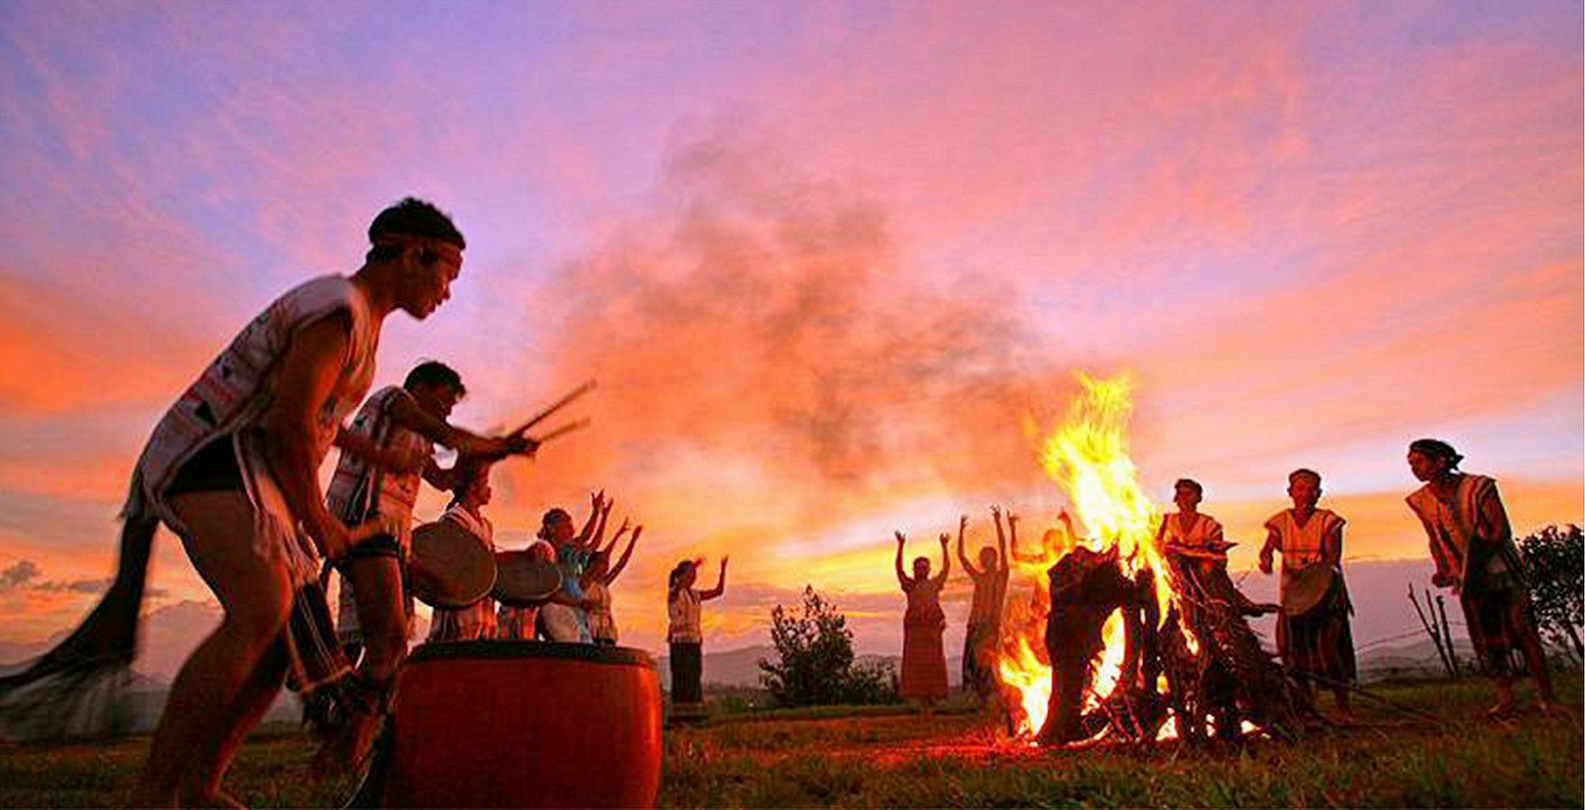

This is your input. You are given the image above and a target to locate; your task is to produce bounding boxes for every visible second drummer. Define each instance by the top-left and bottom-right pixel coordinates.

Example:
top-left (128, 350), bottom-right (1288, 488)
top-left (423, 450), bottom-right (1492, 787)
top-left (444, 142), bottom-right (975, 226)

top-left (1258, 468), bottom-right (1355, 718)
top-left (320, 361), bottom-right (532, 770)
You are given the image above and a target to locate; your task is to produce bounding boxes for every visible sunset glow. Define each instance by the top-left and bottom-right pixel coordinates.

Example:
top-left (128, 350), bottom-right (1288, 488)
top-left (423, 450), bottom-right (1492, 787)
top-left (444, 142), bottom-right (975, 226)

top-left (0, 3), bottom-right (1579, 674)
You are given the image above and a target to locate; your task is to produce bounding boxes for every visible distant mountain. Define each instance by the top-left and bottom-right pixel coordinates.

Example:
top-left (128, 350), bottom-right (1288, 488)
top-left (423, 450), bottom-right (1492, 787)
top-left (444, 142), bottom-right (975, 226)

top-left (654, 645), bottom-right (963, 688)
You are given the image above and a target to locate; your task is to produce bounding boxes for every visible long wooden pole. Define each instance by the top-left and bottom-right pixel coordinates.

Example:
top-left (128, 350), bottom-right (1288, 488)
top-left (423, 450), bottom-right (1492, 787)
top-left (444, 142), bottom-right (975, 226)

top-left (508, 380), bottom-right (596, 437)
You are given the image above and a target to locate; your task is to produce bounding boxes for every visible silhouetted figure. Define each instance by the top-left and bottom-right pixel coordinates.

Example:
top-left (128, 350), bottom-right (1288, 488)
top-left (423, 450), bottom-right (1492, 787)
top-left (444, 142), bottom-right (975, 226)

top-left (668, 556), bottom-right (728, 708)
top-left (958, 513), bottom-right (1009, 711)
top-left (1259, 468), bottom-right (1355, 719)
top-left (895, 530), bottom-right (950, 704)
top-left (1406, 439), bottom-right (1557, 719)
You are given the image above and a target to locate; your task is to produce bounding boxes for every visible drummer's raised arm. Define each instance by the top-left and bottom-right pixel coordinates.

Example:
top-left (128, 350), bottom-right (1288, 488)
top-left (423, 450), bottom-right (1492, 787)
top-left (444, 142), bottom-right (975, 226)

top-left (386, 388), bottom-right (534, 460)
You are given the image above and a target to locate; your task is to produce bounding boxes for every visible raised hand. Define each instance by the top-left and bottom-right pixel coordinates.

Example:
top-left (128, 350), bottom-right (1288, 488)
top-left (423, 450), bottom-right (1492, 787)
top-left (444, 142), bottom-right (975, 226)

top-left (895, 530), bottom-right (907, 546)
top-left (938, 532), bottom-right (950, 546)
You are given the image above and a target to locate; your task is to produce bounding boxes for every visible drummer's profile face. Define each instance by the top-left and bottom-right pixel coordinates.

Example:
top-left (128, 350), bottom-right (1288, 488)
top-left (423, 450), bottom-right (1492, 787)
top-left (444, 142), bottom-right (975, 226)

top-left (412, 382), bottom-right (464, 418)
top-left (1407, 450), bottom-right (1443, 482)
top-left (397, 241), bottom-right (464, 320)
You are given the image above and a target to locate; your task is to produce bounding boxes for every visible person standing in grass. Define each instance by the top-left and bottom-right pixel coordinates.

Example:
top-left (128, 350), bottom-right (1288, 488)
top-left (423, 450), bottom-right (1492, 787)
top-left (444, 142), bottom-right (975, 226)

top-left (958, 513), bottom-right (1008, 711)
top-left (1405, 439), bottom-right (1557, 719)
top-left (1259, 468), bottom-right (1355, 719)
top-left (895, 530), bottom-right (950, 705)
top-left (667, 556), bottom-right (728, 707)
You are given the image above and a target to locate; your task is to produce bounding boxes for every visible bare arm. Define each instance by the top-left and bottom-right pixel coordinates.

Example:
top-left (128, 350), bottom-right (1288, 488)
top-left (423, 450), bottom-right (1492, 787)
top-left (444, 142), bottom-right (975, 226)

top-left (996, 510), bottom-right (1009, 573)
top-left (589, 497), bottom-right (614, 551)
top-left (700, 557), bottom-right (728, 600)
top-left (574, 490), bottom-right (603, 548)
top-left (602, 517), bottom-right (632, 557)
top-left (894, 531), bottom-right (910, 588)
top-left (933, 533), bottom-right (951, 587)
top-left (956, 514), bottom-right (980, 577)
top-left (420, 456), bottom-right (459, 493)
top-left (386, 388), bottom-right (536, 460)
top-left (1258, 526), bottom-right (1280, 574)
top-left (1007, 511), bottom-right (1039, 563)
top-left (261, 315), bottom-right (354, 560)
top-left (606, 525), bottom-right (642, 583)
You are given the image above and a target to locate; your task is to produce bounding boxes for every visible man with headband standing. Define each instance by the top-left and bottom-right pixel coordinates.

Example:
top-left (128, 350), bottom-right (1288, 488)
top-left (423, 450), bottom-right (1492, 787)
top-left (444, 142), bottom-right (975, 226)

top-left (1406, 438), bottom-right (1557, 720)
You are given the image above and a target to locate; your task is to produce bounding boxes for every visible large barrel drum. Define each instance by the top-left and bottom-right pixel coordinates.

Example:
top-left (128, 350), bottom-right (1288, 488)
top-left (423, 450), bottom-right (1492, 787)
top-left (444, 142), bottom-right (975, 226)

top-left (379, 641), bottom-right (662, 808)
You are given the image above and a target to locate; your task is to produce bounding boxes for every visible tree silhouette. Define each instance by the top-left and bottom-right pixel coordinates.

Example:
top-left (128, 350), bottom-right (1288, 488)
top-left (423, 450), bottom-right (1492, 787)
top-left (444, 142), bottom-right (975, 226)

top-left (1517, 524), bottom-right (1583, 663)
top-left (758, 586), bottom-right (897, 707)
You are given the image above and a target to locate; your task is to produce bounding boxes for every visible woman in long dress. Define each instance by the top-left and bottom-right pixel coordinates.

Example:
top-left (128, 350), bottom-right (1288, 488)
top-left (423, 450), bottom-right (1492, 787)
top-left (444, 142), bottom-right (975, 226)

top-left (894, 531), bottom-right (950, 704)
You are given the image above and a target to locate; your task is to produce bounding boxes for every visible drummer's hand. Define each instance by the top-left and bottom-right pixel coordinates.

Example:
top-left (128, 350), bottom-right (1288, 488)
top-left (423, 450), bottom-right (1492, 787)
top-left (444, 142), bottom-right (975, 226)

top-left (1258, 554), bottom-right (1274, 575)
top-left (313, 516), bottom-right (354, 563)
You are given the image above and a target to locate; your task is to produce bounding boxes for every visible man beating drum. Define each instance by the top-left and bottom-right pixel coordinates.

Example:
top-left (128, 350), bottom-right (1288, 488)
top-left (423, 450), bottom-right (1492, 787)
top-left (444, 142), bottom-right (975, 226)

top-left (314, 360), bottom-right (536, 774)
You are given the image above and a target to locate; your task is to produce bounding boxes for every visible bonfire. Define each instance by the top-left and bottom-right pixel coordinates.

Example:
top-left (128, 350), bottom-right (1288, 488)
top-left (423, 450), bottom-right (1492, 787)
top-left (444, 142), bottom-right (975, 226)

top-left (996, 373), bottom-right (1311, 746)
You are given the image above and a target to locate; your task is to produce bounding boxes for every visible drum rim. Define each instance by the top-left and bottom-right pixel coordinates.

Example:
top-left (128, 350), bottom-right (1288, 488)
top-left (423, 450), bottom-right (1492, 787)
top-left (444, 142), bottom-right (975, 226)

top-left (491, 552), bottom-right (564, 606)
top-left (410, 521), bottom-right (497, 608)
top-left (409, 639), bottom-right (656, 669)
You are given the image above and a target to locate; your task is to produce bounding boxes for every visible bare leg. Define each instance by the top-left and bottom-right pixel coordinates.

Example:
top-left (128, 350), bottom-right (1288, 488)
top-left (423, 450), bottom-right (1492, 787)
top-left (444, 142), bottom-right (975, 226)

top-left (313, 555), bottom-right (405, 776)
top-left (178, 639), bottom-right (289, 807)
top-left (1511, 604), bottom-right (1558, 712)
top-left (131, 492), bottom-right (293, 808)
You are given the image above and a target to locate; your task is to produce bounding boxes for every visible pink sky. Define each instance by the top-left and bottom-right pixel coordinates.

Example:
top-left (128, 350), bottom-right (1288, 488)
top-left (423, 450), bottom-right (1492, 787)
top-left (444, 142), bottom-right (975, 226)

top-left (1, 2), bottom-right (1580, 663)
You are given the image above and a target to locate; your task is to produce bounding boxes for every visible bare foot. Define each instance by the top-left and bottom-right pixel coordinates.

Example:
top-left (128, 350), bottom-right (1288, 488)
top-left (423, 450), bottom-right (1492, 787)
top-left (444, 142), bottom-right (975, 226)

top-left (1484, 700), bottom-right (1517, 722)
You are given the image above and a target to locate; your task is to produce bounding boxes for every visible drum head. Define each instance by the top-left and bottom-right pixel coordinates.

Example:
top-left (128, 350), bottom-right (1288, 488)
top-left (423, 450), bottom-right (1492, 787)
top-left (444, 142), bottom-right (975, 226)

top-left (493, 552), bottom-right (563, 607)
top-left (409, 521), bottom-right (497, 608)
top-left (1282, 563), bottom-right (1335, 616)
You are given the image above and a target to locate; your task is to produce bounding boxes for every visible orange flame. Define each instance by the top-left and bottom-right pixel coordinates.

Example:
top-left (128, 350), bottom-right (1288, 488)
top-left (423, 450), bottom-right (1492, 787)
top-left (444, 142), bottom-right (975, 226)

top-left (996, 372), bottom-right (1188, 742)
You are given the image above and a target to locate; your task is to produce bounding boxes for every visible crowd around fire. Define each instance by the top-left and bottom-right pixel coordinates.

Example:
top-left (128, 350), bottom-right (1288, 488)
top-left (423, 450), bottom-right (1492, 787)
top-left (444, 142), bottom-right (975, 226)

top-left (0, 198), bottom-right (1565, 806)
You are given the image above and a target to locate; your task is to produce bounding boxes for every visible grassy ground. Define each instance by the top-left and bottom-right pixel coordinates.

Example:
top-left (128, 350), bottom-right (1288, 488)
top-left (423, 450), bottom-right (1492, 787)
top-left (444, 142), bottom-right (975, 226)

top-left (1, 675), bottom-right (1579, 808)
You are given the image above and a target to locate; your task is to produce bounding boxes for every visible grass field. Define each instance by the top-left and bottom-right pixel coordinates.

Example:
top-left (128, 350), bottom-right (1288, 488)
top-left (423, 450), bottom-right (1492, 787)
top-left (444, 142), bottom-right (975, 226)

top-left (1, 675), bottom-right (1579, 808)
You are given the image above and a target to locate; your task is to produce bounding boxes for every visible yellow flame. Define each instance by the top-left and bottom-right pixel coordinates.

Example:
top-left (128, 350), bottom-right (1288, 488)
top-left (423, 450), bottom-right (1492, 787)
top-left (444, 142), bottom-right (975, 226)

top-left (996, 372), bottom-right (1193, 742)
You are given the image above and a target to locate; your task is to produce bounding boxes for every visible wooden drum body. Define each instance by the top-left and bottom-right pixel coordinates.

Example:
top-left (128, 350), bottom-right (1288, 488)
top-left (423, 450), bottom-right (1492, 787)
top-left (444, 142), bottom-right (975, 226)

top-left (379, 641), bottom-right (662, 809)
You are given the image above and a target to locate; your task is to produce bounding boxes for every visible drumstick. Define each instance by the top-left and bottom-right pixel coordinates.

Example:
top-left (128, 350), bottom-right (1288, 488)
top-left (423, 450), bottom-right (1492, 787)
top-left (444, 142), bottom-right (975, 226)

top-left (507, 379), bottom-right (597, 437)
top-left (533, 418), bottom-right (591, 445)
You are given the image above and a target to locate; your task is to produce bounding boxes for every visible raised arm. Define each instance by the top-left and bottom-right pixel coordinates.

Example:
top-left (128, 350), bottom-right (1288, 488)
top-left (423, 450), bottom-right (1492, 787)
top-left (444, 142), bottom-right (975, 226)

top-left (574, 490), bottom-right (604, 548)
top-left (606, 525), bottom-right (642, 584)
top-left (933, 533), bottom-right (951, 587)
top-left (1007, 511), bottom-right (1038, 563)
top-left (588, 497), bottom-right (614, 551)
top-left (996, 510), bottom-right (1009, 573)
top-left (956, 514), bottom-right (980, 578)
top-left (602, 517), bottom-right (633, 557)
top-left (894, 531), bottom-right (910, 588)
top-left (701, 556), bottom-right (728, 600)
